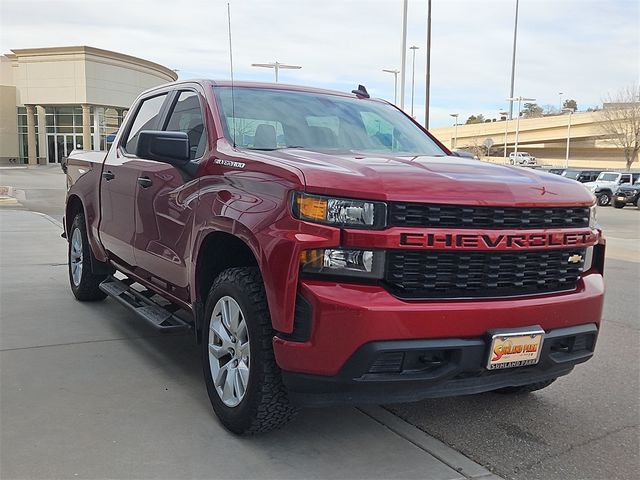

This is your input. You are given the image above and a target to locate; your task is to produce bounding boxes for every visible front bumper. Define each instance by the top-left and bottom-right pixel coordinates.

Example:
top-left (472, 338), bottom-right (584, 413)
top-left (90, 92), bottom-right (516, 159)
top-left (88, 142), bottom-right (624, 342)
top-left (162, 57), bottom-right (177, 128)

top-left (273, 271), bottom-right (604, 377)
top-left (282, 323), bottom-right (598, 406)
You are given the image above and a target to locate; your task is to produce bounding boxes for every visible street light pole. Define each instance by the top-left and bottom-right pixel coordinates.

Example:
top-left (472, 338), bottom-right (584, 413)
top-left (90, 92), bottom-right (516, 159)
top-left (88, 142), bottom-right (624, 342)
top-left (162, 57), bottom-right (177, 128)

top-left (382, 69), bottom-right (400, 105)
top-left (508, 0), bottom-right (520, 119)
top-left (410, 46), bottom-right (420, 117)
top-left (250, 61), bottom-right (302, 82)
top-left (558, 92), bottom-right (564, 112)
top-left (399, 0), bottom-right (408, 110)
top-left (450, 113), bottom-right (459, 149)
top-left (424, 0), bottom-right (432, 128)
top-left (507, 96), bottom-right (535, 157)
top-left (563, 107), bottom-right (574, 168)
top-left (500, 110), bottom-right (509, 163)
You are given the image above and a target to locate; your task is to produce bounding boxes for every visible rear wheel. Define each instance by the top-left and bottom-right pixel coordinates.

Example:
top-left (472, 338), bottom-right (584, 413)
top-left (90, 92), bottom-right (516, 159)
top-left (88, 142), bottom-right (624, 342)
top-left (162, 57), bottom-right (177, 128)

top-left (202, 267), bottom-right (297, 434)
top-left (613, 201), bottom-right (625, 209)
top-left (68, 213), bottom-right (108, 301)
top-left (493, 378), bottom-right (556, 395)
top-left (597, 192), bottom-right (611, 206)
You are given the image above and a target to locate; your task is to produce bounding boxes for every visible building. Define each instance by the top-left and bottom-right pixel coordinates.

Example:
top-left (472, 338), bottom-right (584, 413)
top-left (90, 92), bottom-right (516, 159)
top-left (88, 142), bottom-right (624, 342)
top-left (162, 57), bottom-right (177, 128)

top-left (0, 46), bottom-right (177, 165)
top-left (430, 111), bottom-right (630, 169)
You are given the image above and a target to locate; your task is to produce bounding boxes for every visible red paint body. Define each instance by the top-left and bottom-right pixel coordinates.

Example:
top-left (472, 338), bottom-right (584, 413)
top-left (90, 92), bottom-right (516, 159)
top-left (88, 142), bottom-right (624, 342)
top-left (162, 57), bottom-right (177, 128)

top-left (65, 80), bottom-right (604, 378)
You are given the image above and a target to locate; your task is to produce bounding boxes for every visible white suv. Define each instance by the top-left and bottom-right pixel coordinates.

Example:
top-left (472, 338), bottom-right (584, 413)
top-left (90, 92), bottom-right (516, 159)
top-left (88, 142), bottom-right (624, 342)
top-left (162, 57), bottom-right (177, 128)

top-left (509, 152), bottom-right (537, 166)
top-left (583, 171), bottom-right (639, 206)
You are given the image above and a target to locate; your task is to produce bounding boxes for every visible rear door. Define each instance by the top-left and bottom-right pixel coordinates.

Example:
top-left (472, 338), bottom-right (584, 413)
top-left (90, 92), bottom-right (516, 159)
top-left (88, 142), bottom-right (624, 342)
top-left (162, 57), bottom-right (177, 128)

top-left (132, 88), bottom-right (208, 302)
top-left (99, 92), bottom-right (169, 268)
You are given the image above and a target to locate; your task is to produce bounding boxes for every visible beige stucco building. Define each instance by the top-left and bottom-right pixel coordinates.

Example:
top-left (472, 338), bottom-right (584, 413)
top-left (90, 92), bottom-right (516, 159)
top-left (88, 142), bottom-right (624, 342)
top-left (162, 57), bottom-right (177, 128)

top-left (0, 46), bottom-right (177, 165)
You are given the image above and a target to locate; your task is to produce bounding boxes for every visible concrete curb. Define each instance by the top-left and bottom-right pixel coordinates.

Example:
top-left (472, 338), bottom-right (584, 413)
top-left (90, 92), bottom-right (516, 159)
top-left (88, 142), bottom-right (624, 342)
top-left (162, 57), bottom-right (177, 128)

top-left (359, 406), bottom-right (503, 480)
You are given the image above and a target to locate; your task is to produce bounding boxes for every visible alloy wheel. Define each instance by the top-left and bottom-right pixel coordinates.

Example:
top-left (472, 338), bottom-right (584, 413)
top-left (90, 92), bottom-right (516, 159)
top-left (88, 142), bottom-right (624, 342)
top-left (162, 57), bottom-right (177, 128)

top-left (208, 296), bottom-right (250, 407)
top-left (70, 228), bottom-right (83, 286)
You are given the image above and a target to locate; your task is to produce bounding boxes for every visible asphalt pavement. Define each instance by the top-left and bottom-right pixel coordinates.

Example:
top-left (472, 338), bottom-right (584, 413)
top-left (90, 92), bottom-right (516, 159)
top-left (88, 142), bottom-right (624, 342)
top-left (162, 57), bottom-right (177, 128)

top-left (1, 164), bottom-right (638, 480)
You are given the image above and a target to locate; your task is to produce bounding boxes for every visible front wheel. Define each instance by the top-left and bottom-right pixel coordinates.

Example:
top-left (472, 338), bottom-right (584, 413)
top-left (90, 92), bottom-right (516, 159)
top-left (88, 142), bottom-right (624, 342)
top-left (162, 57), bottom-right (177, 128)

top-left (493, 378), bottom-right (556, 394)
top-left (613, 201), bottom-right (625, 209)
top-left (202, 267), bottom-right (297, 435)
top-left (68, 213), bottom-right (108, 301)
top-left (597, 192), bottom-right (611, 206)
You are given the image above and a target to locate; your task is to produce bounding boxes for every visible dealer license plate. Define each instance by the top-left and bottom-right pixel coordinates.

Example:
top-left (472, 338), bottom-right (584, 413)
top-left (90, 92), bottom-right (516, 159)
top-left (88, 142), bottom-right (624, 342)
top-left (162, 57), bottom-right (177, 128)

top-left (487, 328), bottom-right (545, 370)
top-left (617, 196), bottom-right (626, 202)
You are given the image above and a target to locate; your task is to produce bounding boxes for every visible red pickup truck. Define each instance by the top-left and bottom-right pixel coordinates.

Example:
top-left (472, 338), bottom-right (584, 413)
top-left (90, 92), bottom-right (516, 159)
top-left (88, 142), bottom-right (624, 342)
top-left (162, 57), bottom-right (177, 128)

top-left (64, 80), bottom-right (605, 435)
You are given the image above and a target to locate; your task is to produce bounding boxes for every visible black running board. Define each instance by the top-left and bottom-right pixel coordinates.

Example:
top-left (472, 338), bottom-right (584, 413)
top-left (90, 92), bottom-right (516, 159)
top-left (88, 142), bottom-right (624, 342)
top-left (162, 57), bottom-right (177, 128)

top-left (99, 276), bottom-right (191, 332)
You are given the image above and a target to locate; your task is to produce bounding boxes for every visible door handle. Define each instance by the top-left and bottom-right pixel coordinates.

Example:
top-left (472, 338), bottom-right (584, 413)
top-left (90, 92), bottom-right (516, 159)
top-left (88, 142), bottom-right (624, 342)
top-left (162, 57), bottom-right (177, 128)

top-left (102, 170), bottom-right (115, 181)
top-left (137, 176), bottom-right (153, 188)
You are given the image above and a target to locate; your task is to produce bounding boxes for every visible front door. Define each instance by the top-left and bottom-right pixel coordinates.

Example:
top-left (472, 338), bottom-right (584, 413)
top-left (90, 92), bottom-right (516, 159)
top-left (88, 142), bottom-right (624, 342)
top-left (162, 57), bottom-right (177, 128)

top-left (132, 90), bottom-right (207, 302)
top-left (99, 93), bottom-right (169, 268)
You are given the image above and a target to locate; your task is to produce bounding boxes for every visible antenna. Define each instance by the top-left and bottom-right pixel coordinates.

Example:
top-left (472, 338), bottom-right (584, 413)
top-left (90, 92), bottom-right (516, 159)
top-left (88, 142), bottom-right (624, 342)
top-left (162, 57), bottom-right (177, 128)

top-left (227, 2), bottom-right (237, 148)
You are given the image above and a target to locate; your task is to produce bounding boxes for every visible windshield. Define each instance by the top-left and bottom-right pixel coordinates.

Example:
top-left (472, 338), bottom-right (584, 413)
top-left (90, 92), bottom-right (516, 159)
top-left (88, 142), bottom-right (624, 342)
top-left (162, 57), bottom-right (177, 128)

top-left (563, 170), bottom-right (580, 179)
top-left (597, 173), bottom-right (619, 182)
top-left (213, 87), bottom-right (446, 156)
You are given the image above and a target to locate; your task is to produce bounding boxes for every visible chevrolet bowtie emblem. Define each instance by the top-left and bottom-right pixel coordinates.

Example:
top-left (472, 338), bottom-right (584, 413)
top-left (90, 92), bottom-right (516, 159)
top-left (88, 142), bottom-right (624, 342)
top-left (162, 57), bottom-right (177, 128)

top-left (568, 254), bottom-right (583, 264)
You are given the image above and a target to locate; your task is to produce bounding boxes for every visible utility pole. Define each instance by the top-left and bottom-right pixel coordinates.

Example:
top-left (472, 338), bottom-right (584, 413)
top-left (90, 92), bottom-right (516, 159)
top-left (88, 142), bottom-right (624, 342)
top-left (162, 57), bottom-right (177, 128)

top-left (500, 110), bottom-right (509, 163)
top-left (399, 0), bottom-right (408, 110)
top-left (424, 0), bottom-right (432, 128)
top-left (508, 0), bottom-right (520, 119)
top-left (410, 46), bottom-right (420, 117)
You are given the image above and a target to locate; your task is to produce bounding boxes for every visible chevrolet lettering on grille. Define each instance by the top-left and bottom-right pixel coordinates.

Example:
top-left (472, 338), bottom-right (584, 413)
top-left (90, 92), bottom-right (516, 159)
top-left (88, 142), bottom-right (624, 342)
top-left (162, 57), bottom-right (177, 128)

top-left (398, 230), bottom-right (597, 250)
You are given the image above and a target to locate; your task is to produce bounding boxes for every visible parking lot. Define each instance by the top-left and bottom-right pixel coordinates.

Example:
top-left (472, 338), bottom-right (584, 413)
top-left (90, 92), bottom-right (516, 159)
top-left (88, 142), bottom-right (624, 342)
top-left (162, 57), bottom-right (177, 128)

top-left (1, 166), bottom-right (638, 479)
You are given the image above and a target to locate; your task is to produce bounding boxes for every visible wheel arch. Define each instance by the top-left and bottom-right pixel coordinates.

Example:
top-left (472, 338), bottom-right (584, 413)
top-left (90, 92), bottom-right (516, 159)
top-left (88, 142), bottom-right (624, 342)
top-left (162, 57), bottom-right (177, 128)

top-left (192, 229), bottom-right (261, 342)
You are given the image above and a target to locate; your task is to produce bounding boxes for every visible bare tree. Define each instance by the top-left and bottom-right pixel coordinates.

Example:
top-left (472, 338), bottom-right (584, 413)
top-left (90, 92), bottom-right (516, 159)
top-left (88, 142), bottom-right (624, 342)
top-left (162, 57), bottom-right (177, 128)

top-left (598, 85), bottom-right (640, 171)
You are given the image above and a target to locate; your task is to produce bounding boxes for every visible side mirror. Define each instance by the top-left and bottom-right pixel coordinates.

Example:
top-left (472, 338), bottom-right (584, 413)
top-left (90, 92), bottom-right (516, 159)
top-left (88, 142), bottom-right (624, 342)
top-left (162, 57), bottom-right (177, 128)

top-left (136, 130), bottom-right (190, 166)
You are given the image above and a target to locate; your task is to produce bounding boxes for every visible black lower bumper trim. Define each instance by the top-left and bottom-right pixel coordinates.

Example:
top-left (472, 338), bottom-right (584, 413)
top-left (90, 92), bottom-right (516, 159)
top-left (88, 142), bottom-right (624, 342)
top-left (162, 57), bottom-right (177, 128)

top-left (282, 323), bottom-right (597, 407)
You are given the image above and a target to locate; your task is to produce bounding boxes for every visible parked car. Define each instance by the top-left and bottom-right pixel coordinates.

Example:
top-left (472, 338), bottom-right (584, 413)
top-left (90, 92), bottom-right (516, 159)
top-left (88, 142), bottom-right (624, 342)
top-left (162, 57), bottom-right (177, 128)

top-left (63, 80), bottom-right (604, 434)
top-left (545, 168), bottom-right (566, 176)
top-left (509, 151), bottom-right (536, 165)
top-left (584, 171), bottom-right (640, 206)
top-left (562, 169), bottom-right (602, 183)
top-left (613, 178), bottom-right (640, 208)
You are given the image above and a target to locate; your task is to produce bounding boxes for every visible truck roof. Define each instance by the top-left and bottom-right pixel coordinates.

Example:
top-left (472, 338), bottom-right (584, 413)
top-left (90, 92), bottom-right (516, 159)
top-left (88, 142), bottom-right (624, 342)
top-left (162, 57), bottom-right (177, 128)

top-left (143, 79), bottom-right (383, 102)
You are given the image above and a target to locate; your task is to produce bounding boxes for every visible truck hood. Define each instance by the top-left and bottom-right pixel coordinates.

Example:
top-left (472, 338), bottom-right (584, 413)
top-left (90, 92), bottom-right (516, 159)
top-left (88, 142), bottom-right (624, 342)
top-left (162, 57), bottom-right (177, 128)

top-left (258, 149), bottom-right (595, 207)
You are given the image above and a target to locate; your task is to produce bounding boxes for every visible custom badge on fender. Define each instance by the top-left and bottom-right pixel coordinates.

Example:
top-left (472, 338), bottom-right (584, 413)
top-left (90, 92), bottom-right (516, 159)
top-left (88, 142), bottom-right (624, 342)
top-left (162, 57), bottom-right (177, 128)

top-left (214, 159), bottom-right (245, 169)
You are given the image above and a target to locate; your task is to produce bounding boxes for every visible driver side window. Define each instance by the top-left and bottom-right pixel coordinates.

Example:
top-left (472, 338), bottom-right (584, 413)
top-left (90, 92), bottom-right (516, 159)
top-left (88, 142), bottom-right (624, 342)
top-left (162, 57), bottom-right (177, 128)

top-left (164, 91), bottom-right (207, 160)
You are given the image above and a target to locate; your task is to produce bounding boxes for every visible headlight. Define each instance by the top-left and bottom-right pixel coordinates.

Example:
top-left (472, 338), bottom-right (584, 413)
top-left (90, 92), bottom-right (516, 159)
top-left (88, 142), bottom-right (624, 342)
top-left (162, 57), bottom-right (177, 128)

top-left (299, 248), bottom-right (385, 279)
top-left (292, 192), bottom-right (386, 228)
top-left (589, 205), bottom-right (597, 228)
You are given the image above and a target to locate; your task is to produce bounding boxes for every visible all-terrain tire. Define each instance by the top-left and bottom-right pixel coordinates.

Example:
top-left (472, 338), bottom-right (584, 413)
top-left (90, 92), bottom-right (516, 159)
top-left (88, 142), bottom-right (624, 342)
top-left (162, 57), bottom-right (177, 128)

top-left (68, 213), bottom-right (108, 301)
top-left (613, 201), bottom-right (625, 209)
top-left (493, 378), bottom-right (556, 395)
top-left (202, 267), bottom-right (297, 435)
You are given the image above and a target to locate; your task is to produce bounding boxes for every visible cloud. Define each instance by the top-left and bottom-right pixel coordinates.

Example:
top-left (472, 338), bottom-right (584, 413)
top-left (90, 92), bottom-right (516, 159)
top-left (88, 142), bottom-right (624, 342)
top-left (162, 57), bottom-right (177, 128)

top-left (1, 0), bottom-right (637, 127)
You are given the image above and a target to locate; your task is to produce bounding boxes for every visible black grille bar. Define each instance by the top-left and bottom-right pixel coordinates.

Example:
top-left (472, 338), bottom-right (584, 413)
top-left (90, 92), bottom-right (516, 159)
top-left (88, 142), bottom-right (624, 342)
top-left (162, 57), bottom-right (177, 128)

top-left (388, 203), bottom-right (590, 229)
top-left (385, 249), bottom-right (586, 299)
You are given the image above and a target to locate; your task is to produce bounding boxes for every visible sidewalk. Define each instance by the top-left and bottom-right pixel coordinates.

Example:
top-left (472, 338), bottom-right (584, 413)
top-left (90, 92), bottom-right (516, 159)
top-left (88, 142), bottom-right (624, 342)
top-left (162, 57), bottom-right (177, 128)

top-left (0, 210), bottom-right (501, 479)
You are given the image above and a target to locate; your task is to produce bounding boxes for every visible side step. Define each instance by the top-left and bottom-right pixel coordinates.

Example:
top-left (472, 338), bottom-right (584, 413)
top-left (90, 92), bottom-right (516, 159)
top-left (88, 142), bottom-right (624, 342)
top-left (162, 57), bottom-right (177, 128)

top-left (99, 276), bottom-right (191, 332)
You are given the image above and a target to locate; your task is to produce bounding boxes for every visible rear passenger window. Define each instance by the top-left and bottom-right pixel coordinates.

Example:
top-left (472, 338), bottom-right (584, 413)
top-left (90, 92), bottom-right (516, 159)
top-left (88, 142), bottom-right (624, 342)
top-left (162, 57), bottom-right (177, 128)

top-left (123, 94), bottom-right (167, 154)
top-left (165, 91), bottom-right (207, 160)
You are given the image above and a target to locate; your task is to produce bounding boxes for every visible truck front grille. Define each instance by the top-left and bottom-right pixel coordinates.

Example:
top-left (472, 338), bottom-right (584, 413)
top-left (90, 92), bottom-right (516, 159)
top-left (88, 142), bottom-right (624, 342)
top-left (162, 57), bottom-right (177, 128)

top-left (385, 248), bottom-right (586, 299)
top-left (388, 203), bottom-right (590, 229)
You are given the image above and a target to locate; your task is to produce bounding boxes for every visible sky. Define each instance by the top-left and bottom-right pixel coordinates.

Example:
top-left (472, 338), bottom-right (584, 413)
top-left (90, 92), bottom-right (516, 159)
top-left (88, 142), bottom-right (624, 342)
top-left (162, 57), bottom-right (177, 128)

top-left (1, 0), bottom-right (638, 127)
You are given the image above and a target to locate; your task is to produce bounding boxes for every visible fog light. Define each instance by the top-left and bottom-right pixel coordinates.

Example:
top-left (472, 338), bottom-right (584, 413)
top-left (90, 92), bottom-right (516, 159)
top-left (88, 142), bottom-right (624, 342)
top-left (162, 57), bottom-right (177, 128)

top-left (300, 248), bottom-right (384, 279)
